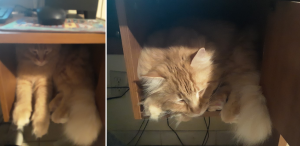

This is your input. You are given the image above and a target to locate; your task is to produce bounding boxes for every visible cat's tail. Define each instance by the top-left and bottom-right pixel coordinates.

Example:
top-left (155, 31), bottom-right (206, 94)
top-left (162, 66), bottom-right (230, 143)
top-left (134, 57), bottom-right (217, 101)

top-left (234, 85), bottom-right (272, 146)
top-left (64, 89), bottom-right (102, 146)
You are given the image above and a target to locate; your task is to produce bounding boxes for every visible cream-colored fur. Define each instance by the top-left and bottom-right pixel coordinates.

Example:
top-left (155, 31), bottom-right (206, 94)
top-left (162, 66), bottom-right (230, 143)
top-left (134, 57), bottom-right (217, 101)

top-left (49, 46), bottom-right (102, 146)
top-left (137, 22), bottom-right (271, 145)
top-left (220, 31), bottom-right (272, 145)
top-left (13, 44), bottom-right (60, 137)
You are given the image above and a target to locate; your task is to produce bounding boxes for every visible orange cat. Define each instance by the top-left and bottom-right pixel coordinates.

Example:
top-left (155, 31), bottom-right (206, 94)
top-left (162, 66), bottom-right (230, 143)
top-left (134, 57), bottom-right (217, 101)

top-left (13, 44), bottom-right (60, 137)
top-left (49, 45), bottom-right (102, 146)
top-left (138, 27), bottom-right (223, 123)
top-left (138, 22), bottom-right (271, 145)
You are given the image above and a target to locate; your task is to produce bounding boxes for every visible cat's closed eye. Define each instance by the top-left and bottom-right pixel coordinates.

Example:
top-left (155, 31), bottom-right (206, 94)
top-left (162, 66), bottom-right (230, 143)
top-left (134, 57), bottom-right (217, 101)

top-left (178, 99), bottom-right (187, 104)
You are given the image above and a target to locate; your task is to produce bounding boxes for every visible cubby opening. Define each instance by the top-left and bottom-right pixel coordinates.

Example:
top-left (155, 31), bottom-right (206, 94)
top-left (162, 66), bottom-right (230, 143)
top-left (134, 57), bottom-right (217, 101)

top-left (0, 44), bottom-right (105, 125)
top-left (116, 0), bottom-right (270, 119)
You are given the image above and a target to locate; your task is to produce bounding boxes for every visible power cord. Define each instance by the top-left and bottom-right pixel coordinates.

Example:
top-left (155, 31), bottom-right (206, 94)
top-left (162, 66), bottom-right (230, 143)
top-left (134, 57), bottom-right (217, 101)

top-left (127, 119), bottom-right (149, 146)
top-left (202, 117), bottom-right (211, 146)
top-left (107, 87), bottom-right (129, 100)
top-left (167, 118), bottom-right (184, 146)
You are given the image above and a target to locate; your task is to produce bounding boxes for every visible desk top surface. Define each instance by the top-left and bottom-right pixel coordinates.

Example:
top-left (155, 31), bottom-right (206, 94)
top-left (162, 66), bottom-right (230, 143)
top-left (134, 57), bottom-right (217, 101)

top-left (0, 14), bottom-right (105, 44)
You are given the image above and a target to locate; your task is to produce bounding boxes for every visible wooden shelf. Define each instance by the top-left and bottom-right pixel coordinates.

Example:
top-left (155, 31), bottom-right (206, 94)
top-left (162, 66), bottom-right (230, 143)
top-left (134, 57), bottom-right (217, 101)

top-left (0, 32), bottom-right (105, 44)
top-left (0, 14), bottom-right (105, 44)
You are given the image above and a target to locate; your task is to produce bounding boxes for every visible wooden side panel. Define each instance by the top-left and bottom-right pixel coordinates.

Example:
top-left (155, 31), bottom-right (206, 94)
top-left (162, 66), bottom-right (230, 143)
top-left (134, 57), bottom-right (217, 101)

top-left (261, 1), bottom-right (300, 146)
top-left (0, 44), bottom-right (17, 122)
top-left (115, 0), bottom-right (142, 119)
top-left (91, 45), bottom-right (105, 146)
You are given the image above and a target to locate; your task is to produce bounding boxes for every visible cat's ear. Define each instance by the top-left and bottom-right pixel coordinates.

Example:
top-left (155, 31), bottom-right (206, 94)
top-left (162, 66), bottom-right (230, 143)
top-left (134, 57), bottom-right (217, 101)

top-left (141, 71), bottom-right (165, 94)
top-left (191, 48), bottom-right (210, 68)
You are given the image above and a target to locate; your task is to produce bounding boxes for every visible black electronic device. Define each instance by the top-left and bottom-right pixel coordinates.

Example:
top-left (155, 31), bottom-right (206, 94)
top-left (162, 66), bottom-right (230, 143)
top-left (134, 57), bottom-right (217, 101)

top-left (36, 6), bottom-right (66, 25)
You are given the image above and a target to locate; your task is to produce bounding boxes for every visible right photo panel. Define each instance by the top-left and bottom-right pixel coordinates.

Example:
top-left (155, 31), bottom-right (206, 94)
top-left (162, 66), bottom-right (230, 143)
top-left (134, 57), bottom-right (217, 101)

top-left (107, 0), bottom-right (297, 146)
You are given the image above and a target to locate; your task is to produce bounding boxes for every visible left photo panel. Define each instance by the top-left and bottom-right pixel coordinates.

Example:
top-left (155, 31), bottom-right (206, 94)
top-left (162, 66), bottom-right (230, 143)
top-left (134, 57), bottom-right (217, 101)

top-left (0, 0), bottom-right (106, 146)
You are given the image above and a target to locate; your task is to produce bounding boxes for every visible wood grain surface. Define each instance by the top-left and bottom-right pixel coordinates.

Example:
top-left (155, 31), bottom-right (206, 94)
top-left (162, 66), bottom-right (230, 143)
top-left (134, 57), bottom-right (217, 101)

top-left (0, 45), bottom-right (17, 122)
top-left (261, 1), bottom-right (300, 146)
top-left (116, 0), bottom-right (143, 119)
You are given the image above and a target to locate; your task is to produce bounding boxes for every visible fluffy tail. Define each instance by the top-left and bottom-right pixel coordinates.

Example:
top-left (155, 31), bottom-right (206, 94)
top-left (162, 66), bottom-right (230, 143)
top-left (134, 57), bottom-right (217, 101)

top-left (64, 89), bottom-right (102, 146)
top-left (234, 85), bottom-right (272, 146)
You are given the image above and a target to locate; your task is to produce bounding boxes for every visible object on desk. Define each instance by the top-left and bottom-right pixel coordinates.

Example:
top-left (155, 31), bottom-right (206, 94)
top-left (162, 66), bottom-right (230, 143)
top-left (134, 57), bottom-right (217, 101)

top-left (0, 7), bottom-right (13, 23)
top-left (37, 6), bottom-right (66, 25)
top-left (0, 17), bottom-right (105, 33)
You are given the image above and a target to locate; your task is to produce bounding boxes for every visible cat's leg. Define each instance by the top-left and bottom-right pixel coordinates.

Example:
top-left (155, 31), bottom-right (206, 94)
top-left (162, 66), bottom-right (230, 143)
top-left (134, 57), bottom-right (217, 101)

top-left (49, 92), bottom-right (63, 112)
top-left (208, 85), bottom-right (231, 112)
top-left (31, 78), bottom-right (51, 138)
top-left (13, 78), bottom-right (33, 129)
top-left (208, 93), bottom-right (227, 112)
top-left (220, 90), bottom-right (240, 123)
top-left (50, 93), bottom-right (69, 124)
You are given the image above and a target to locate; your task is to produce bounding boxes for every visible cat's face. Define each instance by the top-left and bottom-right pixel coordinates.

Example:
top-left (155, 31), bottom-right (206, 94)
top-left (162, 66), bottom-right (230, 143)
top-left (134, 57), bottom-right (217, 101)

top-left (141, 48), bottom-right (219, 122)
top-left (17, 44), bottom-right (60, 66)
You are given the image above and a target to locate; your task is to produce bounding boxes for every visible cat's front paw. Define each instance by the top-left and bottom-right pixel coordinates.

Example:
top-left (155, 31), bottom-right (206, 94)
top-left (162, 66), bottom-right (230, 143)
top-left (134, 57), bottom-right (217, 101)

top-left (220, 110), bottom-right (239, 124)
top-left (32, 113), bottom-right (50, 138)
top-left (51, 107), bottom-right (69, 124)
top-left (13, 107), bottom-right (32, 129)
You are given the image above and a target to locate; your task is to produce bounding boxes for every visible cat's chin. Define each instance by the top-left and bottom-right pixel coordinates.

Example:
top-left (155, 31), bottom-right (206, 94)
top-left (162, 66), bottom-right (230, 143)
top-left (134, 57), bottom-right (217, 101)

top-left (34, 61), bottom-right (48, 66)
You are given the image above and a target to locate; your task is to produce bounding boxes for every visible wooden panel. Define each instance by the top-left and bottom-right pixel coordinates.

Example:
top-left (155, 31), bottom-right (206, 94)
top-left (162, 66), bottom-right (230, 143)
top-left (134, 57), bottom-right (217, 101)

top-left (116, 0), bottom-right (142, 119)
top-left (261, 1), bottom-right (300, 146)
top-left (0, 44), bottom-right (17, 122)
top-left (0, 32), bottom-right (105, 44)
top-left (92, 45), bottom-right (106, 146)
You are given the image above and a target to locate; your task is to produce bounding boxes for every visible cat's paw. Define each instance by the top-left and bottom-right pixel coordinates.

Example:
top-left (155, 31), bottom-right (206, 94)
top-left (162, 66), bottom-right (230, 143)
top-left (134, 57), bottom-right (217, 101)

top-left (32, 120), bottom-right (50, 138)
top-left (32, 112), bottom-right (50, 138)
top-left (51, 107), bottom-right (69, 124)
top-left (220, 110), bottom-right (239, 124)
top-left (208, 105), bottom-right (222, 112)
top-left (13, 107), bottom-right (31, 129)
top-left (49, 93), bottom-right (63, 112)
top-left (208, 101), bottom-right (224, 112)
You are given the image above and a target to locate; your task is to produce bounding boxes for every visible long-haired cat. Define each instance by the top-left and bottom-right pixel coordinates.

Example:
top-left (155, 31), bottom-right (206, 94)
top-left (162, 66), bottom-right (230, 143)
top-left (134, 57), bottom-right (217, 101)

top-left (49, 45), bottom-right (102, 146)
top-left (13, 44), bottom-right (60, 137)
top-left (137, 22), bottom-right (271, 145)
top-left (138, 27), bottom-right (223, 122)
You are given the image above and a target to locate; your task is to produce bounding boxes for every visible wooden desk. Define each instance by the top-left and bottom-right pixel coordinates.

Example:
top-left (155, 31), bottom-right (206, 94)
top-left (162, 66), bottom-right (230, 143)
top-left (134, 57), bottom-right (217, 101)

top-left (0, 14), bottom-right (105, 44)
top-left (0, 15), bottom-right (106, 129)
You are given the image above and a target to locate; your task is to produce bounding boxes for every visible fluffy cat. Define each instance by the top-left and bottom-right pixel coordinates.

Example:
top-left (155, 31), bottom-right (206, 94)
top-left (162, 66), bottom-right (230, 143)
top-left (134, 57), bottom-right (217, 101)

top-left (138, 27), bottom-right (223, 122)
top-left (13, 44), bottom-right (60, 137)
top-left (49, 45), bottom-right (102, 146)
top-left (137, 22), bottom-right (271, 145)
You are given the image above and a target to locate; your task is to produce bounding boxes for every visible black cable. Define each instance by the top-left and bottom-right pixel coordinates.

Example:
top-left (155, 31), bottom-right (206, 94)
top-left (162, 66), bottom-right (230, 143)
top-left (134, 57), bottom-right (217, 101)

top-left (127, 119), bottom-right (146, 145)
top-left (135, 119), bottom-right (149, 146)
top-left (167, 118), bottom-right (184, 146)
top-left (202, 117), bottom-right (211, 146)
top-left (205, 117), bottom-right (210, 145)
top-left (202, 117), bottom-right (208, 145)
top-left (107, 88), bottom-right (129, 100)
